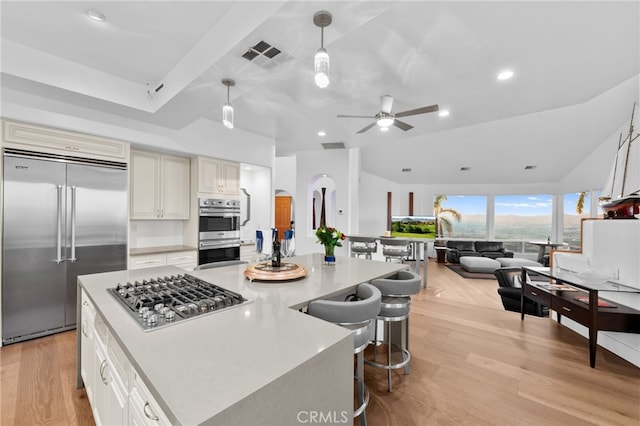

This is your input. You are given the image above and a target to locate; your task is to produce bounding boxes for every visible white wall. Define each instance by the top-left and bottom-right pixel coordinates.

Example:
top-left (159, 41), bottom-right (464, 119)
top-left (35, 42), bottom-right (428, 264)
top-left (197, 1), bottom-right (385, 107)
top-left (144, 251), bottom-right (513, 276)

top-left (240, 165), bottom-right (271, 243)
top-left (293, 149), bottom-right (352, 256)
top-left (1, 88), bottom-right (275, 166)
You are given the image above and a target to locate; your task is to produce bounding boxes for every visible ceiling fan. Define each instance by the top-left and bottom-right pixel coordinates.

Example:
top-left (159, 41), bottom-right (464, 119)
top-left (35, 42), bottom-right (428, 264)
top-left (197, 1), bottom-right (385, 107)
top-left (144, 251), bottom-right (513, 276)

top-left (338, 95), bottom-right (439, 134)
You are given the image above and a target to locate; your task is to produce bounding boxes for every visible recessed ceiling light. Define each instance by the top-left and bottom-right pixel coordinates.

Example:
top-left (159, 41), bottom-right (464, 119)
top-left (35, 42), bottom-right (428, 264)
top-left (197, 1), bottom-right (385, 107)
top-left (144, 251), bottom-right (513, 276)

top-left (438, 110), bottom-right (450, 117)
top-left (380, 126), bottom-right (389, 132)
top-left (86, 9), bottom-right (106, 22)
top-left (317, 131), bottom-right (326, 137)
top-left (497, 70), bottom-right (514, 80)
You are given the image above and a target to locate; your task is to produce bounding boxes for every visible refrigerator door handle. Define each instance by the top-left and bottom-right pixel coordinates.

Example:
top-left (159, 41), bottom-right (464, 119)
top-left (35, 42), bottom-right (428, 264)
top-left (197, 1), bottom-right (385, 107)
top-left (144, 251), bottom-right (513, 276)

top-left (69, 186), bottom-right (77, 262)
top-left (56, 185), bottom-right (65, 264)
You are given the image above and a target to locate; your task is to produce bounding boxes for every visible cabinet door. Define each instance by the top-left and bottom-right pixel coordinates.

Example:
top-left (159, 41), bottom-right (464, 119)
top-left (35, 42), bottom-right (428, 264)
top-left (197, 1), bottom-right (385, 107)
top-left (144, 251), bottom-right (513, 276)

top-left (160, 155), bottom-right (190, 219)
top-left (198, 157), bottom-right (222, 193)
top-left (106, 370), bottom-right (127, 426)
top-left (220, 161), bottom-right (240, 194)
top-left (93, 341), bottom-right (109, 426)
top-left (80, 303), bottom-right (96, 402)
top-left (130, 375), bottom-right (171, 425)
top-left (130, 151), bottom-right (161, 219)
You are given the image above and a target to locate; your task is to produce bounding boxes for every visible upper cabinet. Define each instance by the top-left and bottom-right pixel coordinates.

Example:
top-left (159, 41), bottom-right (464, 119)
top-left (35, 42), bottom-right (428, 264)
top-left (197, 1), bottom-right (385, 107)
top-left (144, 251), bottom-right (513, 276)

top-left (130, 150), bottom-right (190, 220)
top-left (3, 120), bottom-right (129, 162)
top-left (194, 157), bottom-right (240, 195)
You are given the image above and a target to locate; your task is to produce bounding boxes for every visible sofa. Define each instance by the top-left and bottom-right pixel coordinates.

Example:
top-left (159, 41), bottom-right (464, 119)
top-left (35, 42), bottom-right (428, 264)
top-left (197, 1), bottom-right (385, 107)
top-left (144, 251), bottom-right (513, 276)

top-left (446, 240), bottom-right (514, 263)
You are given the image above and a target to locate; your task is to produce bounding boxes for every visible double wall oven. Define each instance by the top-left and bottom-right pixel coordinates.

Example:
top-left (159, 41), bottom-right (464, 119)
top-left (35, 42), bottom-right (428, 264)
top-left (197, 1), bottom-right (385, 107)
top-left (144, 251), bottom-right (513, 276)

top-left (198, 198), bottom-right (241, 265)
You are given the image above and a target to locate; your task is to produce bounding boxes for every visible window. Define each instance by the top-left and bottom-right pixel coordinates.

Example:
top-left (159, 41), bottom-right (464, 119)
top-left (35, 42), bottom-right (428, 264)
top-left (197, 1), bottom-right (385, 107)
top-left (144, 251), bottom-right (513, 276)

top-left (434, 195), bottom-right (486, 239)
top-left (494, 194), bottom-right (552, 253)
top-left (563, 191), bottom-right (591, 250)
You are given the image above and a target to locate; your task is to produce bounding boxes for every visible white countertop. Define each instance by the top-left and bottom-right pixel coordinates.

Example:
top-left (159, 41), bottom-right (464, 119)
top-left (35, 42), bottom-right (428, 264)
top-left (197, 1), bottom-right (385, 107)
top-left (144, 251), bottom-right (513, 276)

top-left (78, 254), bottom-right (406, 425)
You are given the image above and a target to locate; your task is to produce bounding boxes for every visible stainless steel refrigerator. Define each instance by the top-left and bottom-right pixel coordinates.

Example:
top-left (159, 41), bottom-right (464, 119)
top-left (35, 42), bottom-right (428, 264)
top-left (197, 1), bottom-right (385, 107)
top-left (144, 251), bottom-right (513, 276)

top-left (2, 150), bottom-right (127, 344)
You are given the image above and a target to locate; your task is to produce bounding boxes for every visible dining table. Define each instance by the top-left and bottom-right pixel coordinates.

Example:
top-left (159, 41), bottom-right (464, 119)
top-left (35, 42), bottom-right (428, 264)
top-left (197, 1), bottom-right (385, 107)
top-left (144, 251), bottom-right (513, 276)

top-left (528, 240), bottom-right (569, 264)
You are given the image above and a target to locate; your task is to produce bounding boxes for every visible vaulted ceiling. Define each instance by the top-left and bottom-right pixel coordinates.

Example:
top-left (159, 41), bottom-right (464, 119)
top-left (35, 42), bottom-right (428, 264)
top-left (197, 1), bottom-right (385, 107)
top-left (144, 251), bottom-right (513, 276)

top-left (1, 1), bottom-right (638, 185)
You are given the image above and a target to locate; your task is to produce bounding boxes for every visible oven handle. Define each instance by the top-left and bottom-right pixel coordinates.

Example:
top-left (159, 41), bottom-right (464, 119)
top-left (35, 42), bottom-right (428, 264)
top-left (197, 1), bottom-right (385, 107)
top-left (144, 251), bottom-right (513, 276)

top-left (199, 210), bottom-right (239, 217)
top-left (199, 240), bottom-right (241, 250)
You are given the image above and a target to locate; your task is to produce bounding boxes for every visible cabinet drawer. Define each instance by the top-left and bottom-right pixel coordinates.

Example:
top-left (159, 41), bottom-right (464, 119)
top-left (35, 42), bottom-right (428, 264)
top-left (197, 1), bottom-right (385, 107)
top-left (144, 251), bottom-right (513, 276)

top-left (130, 254), bottom-right (167, 269)
top-left (131, 373), bottom-right (171, 425)
top-left (523, 285), bottom-right (551, 306)
top-left (552, 296), bottom-right (590, 325)
top-left (166, 251), bottom-right (196, 266)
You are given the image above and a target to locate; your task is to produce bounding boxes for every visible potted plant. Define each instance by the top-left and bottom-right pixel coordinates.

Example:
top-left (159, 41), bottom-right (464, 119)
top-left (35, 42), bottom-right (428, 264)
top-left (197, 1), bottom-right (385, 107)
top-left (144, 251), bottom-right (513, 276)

top-left (315, 226), bottom-right (346, 265)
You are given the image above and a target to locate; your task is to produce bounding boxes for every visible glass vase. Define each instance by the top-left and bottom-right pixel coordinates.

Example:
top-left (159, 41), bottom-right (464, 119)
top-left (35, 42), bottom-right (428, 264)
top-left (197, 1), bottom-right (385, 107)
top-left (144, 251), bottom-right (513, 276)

top-left (324, 245), bottom-right (336, 265)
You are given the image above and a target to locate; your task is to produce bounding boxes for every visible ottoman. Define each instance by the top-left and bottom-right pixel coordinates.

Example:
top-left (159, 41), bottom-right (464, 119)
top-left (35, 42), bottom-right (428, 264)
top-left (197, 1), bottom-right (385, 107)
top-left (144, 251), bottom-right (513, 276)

top-left (460, 256), bottom-right (501, 273)
top-left (496, 257), bottom-right (542, 268)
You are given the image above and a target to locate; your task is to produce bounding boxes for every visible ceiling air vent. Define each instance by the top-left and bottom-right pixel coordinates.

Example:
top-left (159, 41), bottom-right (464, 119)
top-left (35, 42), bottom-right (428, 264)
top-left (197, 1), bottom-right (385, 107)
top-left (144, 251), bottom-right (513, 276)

top-left (524, 165), bottom-right (537, 170)
top-left (460, 166), bottom-right (471, 171)
top-left (241, 40), bottom-right (292, 69)
top-left (322, 142), bottom-right (345, 150)
top-left (402, 168), bottom-right (412, 172)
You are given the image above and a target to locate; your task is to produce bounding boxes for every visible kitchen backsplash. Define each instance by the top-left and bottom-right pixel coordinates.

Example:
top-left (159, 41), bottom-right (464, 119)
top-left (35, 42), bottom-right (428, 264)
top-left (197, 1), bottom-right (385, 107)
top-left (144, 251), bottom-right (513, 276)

top-left (129, 220), bottom-right (184, 248)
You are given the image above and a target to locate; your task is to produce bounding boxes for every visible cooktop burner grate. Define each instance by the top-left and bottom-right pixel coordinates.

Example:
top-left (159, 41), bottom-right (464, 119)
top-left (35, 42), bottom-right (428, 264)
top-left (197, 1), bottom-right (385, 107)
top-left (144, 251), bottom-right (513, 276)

top-left (108, 274), bottom-right (249, 331)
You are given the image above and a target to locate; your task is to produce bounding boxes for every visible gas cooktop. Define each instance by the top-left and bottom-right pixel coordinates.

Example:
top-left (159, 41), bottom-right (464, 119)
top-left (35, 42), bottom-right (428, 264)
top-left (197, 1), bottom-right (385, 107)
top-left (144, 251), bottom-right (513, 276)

top-left (108, 274), bottom-right (250, 331)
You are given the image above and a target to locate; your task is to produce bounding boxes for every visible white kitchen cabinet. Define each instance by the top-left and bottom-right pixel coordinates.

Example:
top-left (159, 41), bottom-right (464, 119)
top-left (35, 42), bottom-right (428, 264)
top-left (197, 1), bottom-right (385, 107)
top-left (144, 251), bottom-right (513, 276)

top-left (129, 250), bottom-right (197, 271)
top-left (128, 373), bottom-right (171, 426)
top-left (130, 150), bottom-right (190, 220)
top-left (165, 250), bottom-right (197, 270)
top-left (194, 157), bottom-right (240, 195)
top-left (92, 335), bottom-right (109, 426)
top-left (129, 253), bottom-right (166, 270)
top-left (80, 289), bottom-right (129, 426)
top-left (80, 293), bottom-right (97, 403)
top-left (2, 119), bottom-right (129, 162)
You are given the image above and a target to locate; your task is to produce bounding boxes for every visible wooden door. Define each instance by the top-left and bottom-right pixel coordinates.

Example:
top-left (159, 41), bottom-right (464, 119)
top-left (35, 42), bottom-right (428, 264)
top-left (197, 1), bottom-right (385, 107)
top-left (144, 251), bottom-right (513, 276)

top-left (275, 196), bottom-right (292, 241)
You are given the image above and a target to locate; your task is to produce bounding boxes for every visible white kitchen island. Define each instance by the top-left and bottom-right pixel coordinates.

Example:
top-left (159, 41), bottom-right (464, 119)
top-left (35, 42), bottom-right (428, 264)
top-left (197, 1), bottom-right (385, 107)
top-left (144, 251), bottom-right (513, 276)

top-left (76, 254), bottom-right (406, 426)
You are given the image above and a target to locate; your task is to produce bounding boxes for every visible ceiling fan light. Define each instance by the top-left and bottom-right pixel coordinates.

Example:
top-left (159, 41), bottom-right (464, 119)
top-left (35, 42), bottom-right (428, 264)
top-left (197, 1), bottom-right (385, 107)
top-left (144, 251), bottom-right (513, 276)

top-left (314, 48), bottom-right (330, 88)
top-left (377, 116), bottom-right (394, 127)
top-left (222, 103), bottom-right (234, 129)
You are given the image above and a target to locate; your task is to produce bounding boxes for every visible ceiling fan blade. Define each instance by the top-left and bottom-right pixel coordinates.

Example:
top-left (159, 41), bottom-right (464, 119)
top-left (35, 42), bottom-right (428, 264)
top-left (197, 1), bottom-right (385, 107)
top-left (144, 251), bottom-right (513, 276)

top-left (356, 122), bottom-right (378, 134)
top-left (380, 95), bottom-right (394, 114)
top-left (337, 114), bottom-right (375, 119)
top-left (395, 104), bottom-right (439, 118)
top-left (393, 119), bottom-right (414, 131)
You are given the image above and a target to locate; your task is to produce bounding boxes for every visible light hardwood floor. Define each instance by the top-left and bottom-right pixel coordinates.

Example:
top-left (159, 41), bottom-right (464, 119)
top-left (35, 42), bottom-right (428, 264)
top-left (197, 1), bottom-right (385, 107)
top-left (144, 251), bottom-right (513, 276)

top-left (1, 260), bottom-right (638, 426)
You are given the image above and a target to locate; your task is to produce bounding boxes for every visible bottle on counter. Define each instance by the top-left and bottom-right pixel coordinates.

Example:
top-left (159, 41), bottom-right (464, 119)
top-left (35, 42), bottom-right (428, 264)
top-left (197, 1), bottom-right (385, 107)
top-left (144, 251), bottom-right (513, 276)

top-left (272, 229), bottom-right (281, 267)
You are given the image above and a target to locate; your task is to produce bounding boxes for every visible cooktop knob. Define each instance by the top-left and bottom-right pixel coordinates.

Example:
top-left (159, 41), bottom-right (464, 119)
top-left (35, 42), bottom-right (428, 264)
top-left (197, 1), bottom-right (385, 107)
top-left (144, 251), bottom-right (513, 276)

top-left (165, 310), bottom-right (176, 321)
top-left (139, 307), bottom-right (149, 317)
top-left (146, 314), bottom-right (159, 326)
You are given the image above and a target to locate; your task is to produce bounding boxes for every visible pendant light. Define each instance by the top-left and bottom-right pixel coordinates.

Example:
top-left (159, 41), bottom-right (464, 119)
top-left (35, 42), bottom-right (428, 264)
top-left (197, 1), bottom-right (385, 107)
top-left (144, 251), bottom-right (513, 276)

top-left (222, 79), bottom-right (235, 129)
top-left (313, 11), bottom-right (332, 89)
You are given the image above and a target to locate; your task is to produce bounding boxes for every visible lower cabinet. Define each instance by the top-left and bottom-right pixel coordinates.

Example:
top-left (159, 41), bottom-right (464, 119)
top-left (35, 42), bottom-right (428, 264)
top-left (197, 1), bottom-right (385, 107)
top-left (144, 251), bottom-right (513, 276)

top-left (128, 374), bottom-right (171, 426)
top-left (80, 289), bottom-right (170, 426)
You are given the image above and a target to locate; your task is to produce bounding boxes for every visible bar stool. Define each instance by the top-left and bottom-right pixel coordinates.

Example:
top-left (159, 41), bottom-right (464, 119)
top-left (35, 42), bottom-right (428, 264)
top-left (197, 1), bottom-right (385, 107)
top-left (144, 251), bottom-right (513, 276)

top-left (349, 236), bottom-right (378, 260)
top-left (380, 238), bottom-right (411, 263)
top-left (307, 283), bottom-right (382, 426)
top-left (366, 270), bottom-right (421, 392)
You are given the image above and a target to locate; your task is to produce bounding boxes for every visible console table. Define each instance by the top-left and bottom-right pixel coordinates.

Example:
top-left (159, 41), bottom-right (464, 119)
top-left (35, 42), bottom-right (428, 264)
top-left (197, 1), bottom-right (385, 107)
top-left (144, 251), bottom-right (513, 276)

top-left (521, 266), bottom-right (640, 368)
